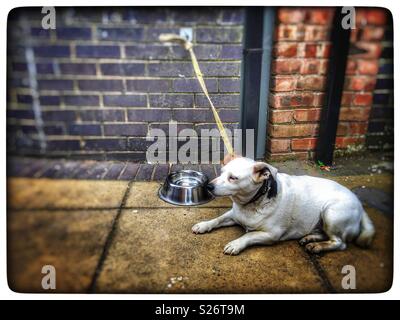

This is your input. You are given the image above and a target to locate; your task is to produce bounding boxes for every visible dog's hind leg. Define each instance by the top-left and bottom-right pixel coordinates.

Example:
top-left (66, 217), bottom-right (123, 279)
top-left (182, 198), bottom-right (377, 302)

top-left (192, 209), bottom-right (236, 234)
top-left (305, 235), bottom-right (346, 254)
top-left (299, 231), bottom-right (327, 246)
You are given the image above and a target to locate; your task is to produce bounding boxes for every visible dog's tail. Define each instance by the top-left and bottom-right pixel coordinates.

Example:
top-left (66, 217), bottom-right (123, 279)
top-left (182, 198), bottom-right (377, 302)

top-left (355, 210), bottom-right (375, 248)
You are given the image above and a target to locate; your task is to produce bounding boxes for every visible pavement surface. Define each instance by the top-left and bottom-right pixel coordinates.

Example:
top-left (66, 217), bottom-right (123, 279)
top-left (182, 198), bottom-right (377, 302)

top-left (7, 155), bottom-right (394, 293)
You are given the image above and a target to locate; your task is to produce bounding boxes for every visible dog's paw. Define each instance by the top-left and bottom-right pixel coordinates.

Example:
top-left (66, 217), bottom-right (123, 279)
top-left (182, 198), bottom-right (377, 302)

top-left (192, 221), bottom-right (212, 234)
top-left (305, 242), bottom-right (322, 254)
top-left (223, 240), bottom-right (243, 255)
top-left (299, 236), bottom-right (310, 246)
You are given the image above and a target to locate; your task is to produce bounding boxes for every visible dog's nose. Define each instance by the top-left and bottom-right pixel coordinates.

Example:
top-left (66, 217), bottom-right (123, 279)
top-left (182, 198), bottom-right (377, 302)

top-left (206, 183), bottom-right (215, 192)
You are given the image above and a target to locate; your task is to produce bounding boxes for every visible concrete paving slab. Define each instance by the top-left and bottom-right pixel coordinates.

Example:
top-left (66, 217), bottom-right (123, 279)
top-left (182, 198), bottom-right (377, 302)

top-left (7, 209), bottom-right (117, 292)
top-left (95, 208), bottom-right (323, 293)
top-left (7, 178), bottom-right (128, 209)
top-left (125, 181), bottom-right (232, 208)
top-left (316, 207), bottom-right (393, 293)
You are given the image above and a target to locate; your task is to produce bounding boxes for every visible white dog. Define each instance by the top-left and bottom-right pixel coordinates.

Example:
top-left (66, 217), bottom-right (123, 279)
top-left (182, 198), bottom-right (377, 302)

top-left (192, 157), bottom-right (375, 255)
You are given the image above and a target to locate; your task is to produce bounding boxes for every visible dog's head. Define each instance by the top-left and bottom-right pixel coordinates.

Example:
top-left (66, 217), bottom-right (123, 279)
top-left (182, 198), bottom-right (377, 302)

top-left (208, 157), bottom-right (278, 200)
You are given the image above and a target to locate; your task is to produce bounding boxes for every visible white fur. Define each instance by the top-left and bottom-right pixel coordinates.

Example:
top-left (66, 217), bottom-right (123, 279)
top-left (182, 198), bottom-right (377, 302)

top-left (192, 157), bottom-right (375, 255)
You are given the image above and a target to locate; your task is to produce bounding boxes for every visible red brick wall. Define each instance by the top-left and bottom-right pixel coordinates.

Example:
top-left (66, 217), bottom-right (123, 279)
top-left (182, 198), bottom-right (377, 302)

top-left (267, 7), bottom-right (388, 161)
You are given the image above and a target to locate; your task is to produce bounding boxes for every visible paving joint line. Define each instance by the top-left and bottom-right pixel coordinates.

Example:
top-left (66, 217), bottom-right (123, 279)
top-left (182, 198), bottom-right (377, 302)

top-left (304, 249), bottom-right (336, 293)
top-left (87, 179), bottom-right (135, 293)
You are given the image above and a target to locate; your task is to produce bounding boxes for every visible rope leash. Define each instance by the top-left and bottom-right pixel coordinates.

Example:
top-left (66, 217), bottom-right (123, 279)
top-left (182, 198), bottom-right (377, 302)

top-left (159, 34), bottom-right (234, 156)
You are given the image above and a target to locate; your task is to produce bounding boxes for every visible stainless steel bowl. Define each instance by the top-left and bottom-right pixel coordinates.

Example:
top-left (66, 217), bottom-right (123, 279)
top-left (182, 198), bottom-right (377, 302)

top-left (158, 170), bottom-right (214, 206)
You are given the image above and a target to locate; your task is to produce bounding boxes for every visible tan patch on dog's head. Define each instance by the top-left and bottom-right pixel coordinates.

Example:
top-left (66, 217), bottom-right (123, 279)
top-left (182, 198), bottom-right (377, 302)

top-left (221, 153), bottom-right (241, 166)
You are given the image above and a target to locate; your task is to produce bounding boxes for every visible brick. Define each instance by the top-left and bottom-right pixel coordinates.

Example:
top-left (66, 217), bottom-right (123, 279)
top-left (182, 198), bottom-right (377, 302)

top-left (148, 63), bottom-right (193, 77)
top-left (46, 140), bottom-right (81, 151)
top-left (125, 44), bottom-right (169, 60)
top-left (97, 27), bottom-right (143, 41)
top-left (270, 110), bottom-right (293, 123)
top-left (59, 63), bottom-right (97, 75)
top-left (196, 27), bottom-right (242, 43)
top-left (375, 78), bottom-right (393, 90)
top-left (135, 164), bottom-right (155, 181)
top-left (275, 25), bottom-right (305, 41)
top-left (128, 138), bottom-right (155, 152)
top-left (119, 163), bottom-right (139, 180)
top-left (80, 110), bottom-right (124, 122)
top-left (294, 109), bottom-right (321, 122)
top-left (68, 124), bottom-right (101, 135)
top-left (337, 122), bottom-right (368, 136)
top-left (218, 79), bottom-right (240, 93)
top-left (170, 109), bottom-right (212, 123)
top-left (335, 137), bottom-right (365, 149)
top-left (76, 45), bottom-right (120, 58)
top-left (272, 59), bottom-right (302, 74)
top-left (341, 92), bottom-right (353, 106)
top-left (291, 137), bottom-right (317, 151)
top-left (357, 60), bottom-right (379, 75)
top-left (353, 93), bottom-right (373, 106)
top-left (42, 111), bottom-right (76, 122)
top-left (84, 138), bottom-right (127, 151)
top-left (268, 138), bottom-right (291, 153)
top-left (30, 28), bottom-right (50, 38)
top-left (339, 107), bottom-right (371, 121)
top-left (103, 163), bottom-right (126, 180)
top-left (33, 45), bottom-right (70, 57)
top-left (64, 95), bottom-right (99, 106)
top-left (346, 59), bottom-right (357, 75)
top-left (7, 109), bottom-right (34, 119)
top-left (174, 79), bottom-right (218, 93)
top-left (270, 124), bottom-right (318, 138)
top-left (220, 45), bottom-right (242, 59)
top-left (44, 125), bottom-right (64, 135)
top-left (305, 8), bottom-right (334, 25)
top-left (56, 27), bottom-right (91, 40)
top-left (220, 9), bottom-right (245, 24)
top-left (365, 9), bottom-right (388, 25)
top-left (278, 8), bottom-right (306, 23)
top-left (103, 95), bottom-right (147, 107)
top-left (127, 109), bottom-right (171, 122)
top-left (361, 26), bottom-right (385, 41)
top-left (78, 80), bottom-right (123, 92)
top-left (17, 95), bottom-right (60, 106)
top-left (195, 94), bottom-right (240, 108)
top-left (344, 76), bottom-right (377, 91)
top-left (200, 62), bottom-right (241, 77)
top-left (304, 25), bottom-right (330, 41)
top-left (127, 79), bottom-right (171, 93)
top-left (13, 63), bottom-right (54, 74)
top-left (153, 164), bottom-right (170, 181)
top-left (297, 76), bottom-right (325, 91)
top-left (149, 94), bottom-right (194, 108)
top-left (271, 76), bottom-right (297, 92)
top-left (104, 124), bottom-right (147, 136)
top-left (38, 80), bottom-right (73, 91)
top-left (300, 60), bottom-right (321, 75)
top-left (101, 63), bottom-right (145, 76)
top-left (304, 44), bottom-right (317, 58)
top-left (273, 43), bottom-right (298, 58)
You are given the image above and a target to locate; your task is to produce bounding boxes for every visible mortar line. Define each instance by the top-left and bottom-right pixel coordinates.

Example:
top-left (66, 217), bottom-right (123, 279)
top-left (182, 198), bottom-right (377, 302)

top-left (304, 250), bottom-right (336, 293)
top-left (87, 179), bottom-right (134, 293)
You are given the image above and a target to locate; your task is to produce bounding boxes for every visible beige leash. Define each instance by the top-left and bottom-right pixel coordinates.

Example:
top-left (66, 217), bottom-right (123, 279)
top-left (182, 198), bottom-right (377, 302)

top-left (159, 34), bottom-right (234, 156)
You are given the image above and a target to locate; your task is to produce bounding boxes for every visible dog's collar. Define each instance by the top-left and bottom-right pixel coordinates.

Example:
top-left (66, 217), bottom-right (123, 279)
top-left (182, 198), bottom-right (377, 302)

top-left (243, 178), bottom-right (272, 206)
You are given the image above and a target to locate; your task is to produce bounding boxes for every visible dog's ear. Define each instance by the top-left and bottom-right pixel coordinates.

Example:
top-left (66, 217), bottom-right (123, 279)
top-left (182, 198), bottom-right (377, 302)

top-left (252, 162), bottom-right (278, 183)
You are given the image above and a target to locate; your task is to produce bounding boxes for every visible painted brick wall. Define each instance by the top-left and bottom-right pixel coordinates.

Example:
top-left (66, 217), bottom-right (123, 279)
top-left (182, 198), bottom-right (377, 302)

top-left (7, 7), bottom-right (244, 161)
top-left (267, 7), bottom-right (389, 161)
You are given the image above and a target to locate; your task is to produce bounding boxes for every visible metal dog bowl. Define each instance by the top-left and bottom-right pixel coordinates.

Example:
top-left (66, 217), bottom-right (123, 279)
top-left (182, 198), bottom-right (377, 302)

top-left (159, 170), bottom-right (214, 206)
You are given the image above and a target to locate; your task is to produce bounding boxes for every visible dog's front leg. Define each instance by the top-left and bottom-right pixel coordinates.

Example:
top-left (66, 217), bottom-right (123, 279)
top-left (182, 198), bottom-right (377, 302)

top-left (224, 231), bottom-right (276, 255)
top-left (192, 209), bottom-right (235, 234)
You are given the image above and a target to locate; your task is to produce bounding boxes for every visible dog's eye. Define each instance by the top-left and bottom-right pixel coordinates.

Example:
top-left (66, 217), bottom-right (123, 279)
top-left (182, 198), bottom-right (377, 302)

top-left (229, 175), bottom-right (238, 182)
